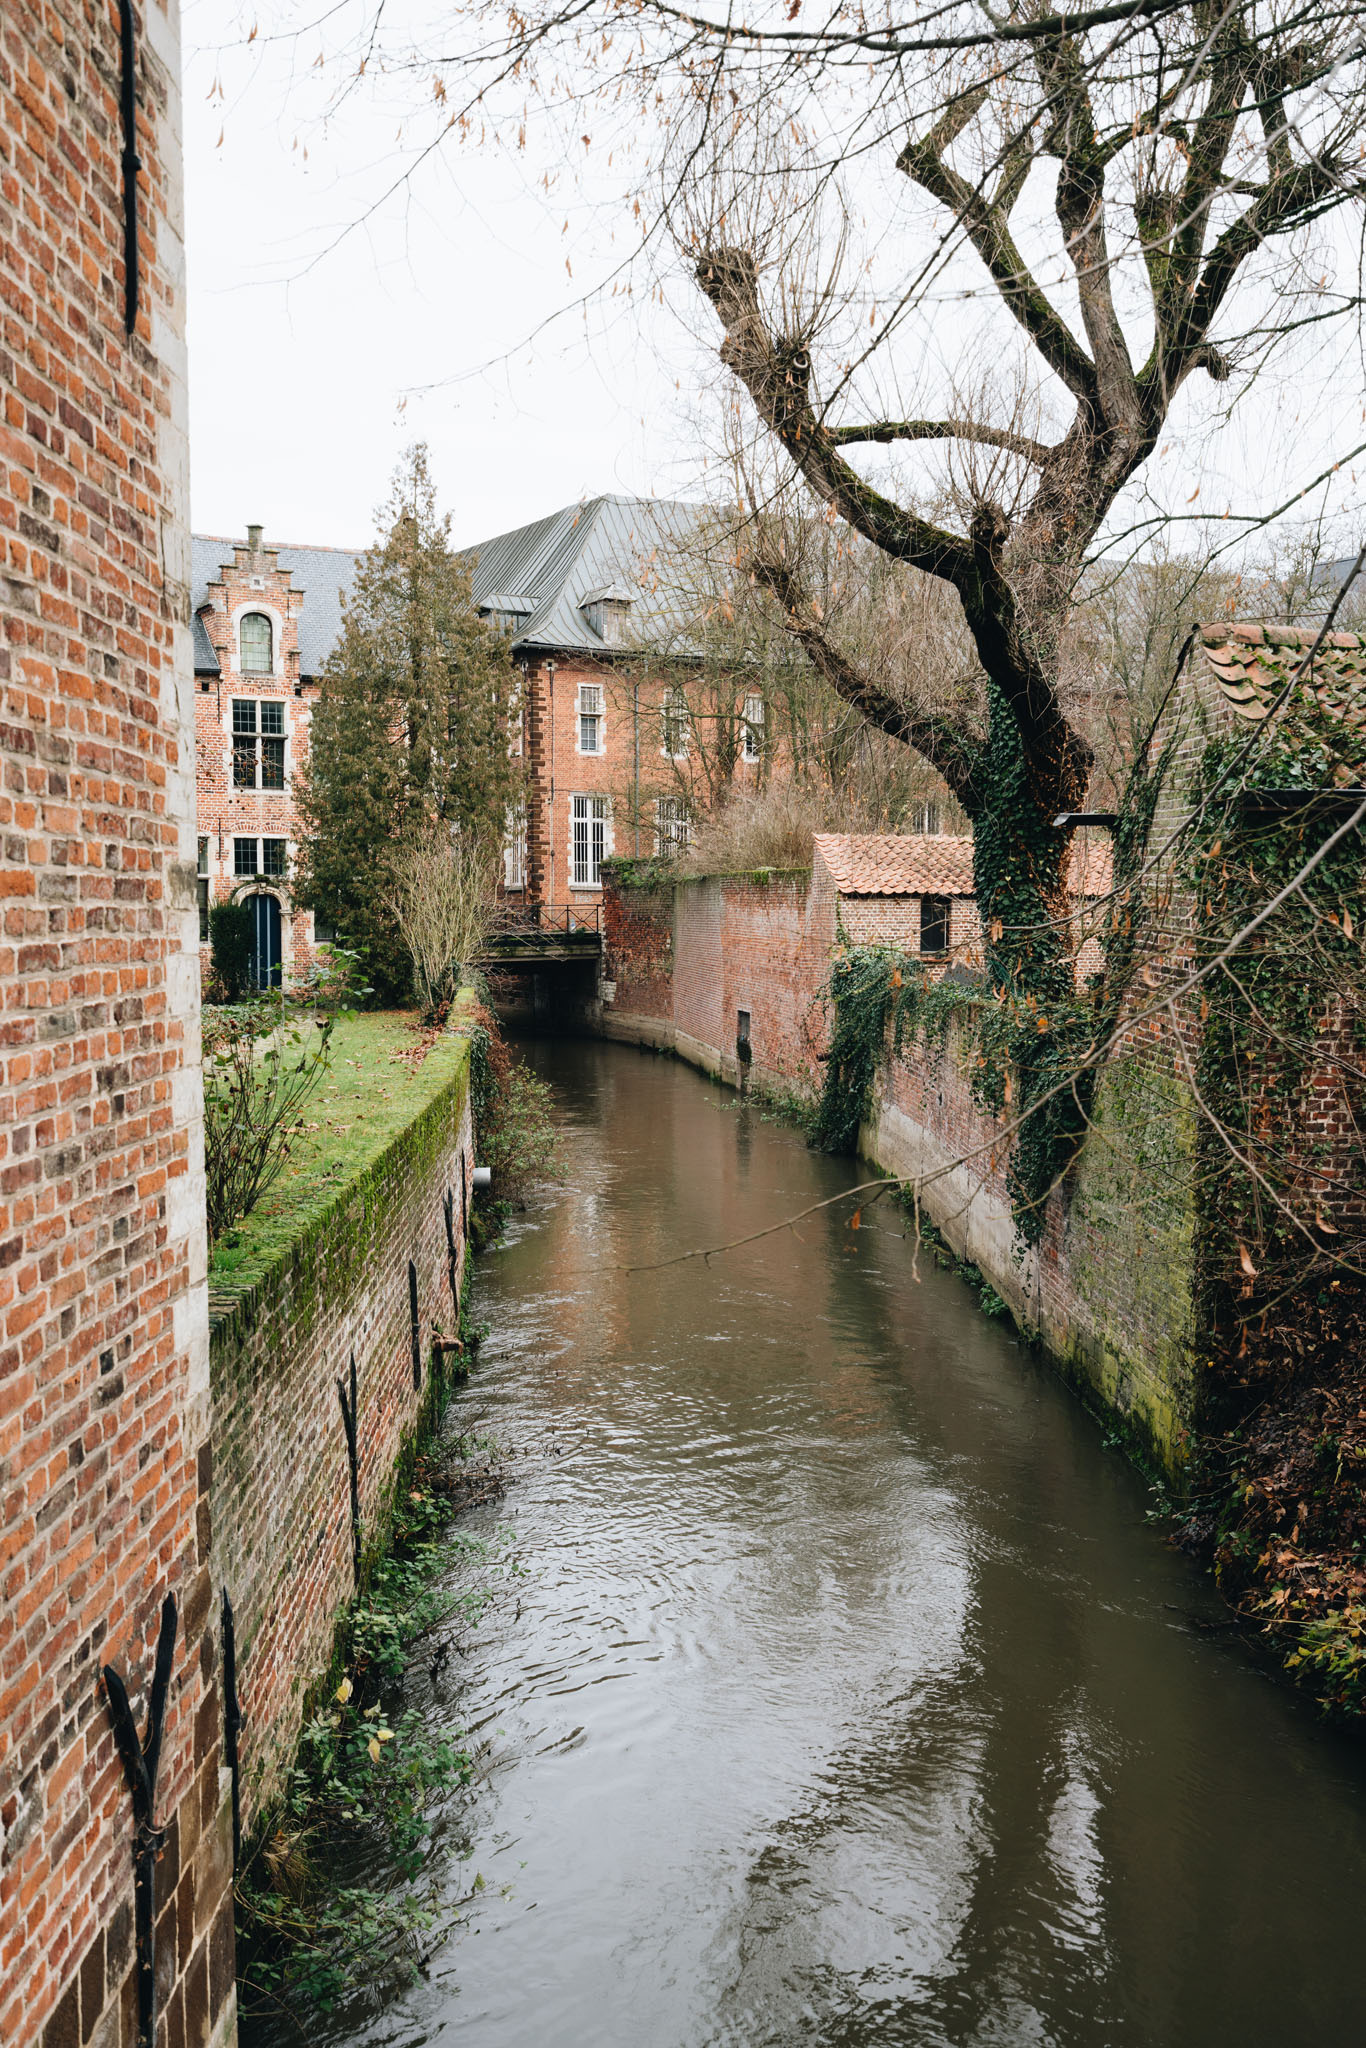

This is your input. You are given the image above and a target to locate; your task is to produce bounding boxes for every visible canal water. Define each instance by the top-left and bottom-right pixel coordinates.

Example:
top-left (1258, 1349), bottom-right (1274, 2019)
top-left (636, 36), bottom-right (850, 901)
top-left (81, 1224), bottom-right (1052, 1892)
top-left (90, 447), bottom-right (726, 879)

top-left (343, 1039), bottom-right (1366, 2046)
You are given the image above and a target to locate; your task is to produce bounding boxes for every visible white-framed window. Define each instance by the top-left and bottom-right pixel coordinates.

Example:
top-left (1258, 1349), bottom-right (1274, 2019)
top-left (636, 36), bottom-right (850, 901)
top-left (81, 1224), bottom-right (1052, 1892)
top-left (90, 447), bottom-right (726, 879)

top-left (655, 795), bottom-right (692, 856)
top-left (577, 683), bottom-right (604, 755)
top-left (503, 808), bottom-right (526, 890)
top-left (233, 836), bottom-right (288, 880)
top-left (197, 837), bottom-right (209, 942)
top-left (742, 693), bottom-right (764, 762)
top-left (231, 697), bottom-right (286, 789)
top-left (240, 611), bottom-right (273, 673)
top-left (570, 794), bottom-right (610, 888)
top-left (661, 685), bottom-right (689, 759)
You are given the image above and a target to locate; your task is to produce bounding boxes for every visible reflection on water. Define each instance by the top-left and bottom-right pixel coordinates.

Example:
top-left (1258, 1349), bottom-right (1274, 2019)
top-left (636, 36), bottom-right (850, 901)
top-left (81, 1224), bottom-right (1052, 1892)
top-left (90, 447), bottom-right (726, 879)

top-left (330, 1040), bottom-right (1366, 2047)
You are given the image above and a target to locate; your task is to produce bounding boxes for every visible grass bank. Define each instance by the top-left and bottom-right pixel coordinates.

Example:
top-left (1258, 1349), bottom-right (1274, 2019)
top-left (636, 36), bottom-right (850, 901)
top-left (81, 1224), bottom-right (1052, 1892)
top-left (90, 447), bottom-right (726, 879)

top-left (209, 1009), bottom-right (468, 1311)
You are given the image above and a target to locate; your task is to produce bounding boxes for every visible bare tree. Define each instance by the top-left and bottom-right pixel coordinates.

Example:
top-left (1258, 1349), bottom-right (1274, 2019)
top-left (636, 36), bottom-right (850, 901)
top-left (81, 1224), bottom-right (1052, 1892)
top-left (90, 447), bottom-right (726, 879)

top-left (325, 0), bottom-right (1362, 1005)
top-left (384, 822), bottom-right (503, 1019)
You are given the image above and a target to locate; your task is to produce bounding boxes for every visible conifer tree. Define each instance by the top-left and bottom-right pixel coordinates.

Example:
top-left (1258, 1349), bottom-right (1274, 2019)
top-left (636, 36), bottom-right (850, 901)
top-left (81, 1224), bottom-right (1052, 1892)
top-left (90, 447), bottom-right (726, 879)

top-left (297, 446), bottom-right (522, 1000)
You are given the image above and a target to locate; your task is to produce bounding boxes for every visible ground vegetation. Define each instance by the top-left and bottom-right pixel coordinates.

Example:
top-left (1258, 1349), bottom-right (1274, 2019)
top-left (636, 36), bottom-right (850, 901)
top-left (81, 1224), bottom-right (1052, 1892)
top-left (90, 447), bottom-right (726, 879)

top-left (203, 997), bottom-right (337, 1244)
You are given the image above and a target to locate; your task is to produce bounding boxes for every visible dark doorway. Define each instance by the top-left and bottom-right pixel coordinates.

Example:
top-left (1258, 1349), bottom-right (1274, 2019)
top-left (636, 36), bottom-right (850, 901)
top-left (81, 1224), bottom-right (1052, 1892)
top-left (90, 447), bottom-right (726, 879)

top-left (250, 893), bottom-right (283, 990)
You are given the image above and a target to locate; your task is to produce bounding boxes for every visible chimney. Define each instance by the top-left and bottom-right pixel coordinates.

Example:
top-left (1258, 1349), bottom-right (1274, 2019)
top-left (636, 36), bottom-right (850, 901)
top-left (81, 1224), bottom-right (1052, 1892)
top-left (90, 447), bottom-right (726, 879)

top-left (246, 523), bottom-right (263, 553)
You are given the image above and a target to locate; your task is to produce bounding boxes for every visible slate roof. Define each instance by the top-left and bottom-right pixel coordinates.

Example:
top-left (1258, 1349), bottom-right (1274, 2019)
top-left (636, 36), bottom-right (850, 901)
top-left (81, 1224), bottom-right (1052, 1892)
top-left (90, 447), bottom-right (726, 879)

top-left (191, 535), bottom-right (362, 678)
top-left (813, 831), bottom-right (1113, 900)
top-left (1196, 622), bottom-right (1366, 737)
top-left (455, 494), bottom-right (706, 655)
top-left (191, 497), bottom-right (710, 676)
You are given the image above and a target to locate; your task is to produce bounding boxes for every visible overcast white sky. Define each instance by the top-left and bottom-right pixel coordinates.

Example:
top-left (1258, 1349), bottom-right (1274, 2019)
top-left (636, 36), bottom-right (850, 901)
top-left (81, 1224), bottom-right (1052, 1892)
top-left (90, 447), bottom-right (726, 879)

top-left (182, 3), bottom-right (707, 550)
top-left (182, 0), bottom-right (1364, 568)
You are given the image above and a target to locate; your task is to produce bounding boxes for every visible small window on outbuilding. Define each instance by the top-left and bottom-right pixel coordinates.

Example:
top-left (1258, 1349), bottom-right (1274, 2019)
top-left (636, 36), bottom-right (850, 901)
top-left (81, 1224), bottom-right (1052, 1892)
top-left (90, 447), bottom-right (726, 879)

top-left (920, 896), bottom-right (950, 955)
top-left (240, 612), bottom-right (273, 674)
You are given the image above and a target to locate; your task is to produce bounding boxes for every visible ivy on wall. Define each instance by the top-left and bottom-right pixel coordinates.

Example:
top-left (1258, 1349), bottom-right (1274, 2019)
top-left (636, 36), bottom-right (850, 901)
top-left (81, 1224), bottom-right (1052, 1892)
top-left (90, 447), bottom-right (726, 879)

top-left (814, 722), bottom-right (1174, 1244)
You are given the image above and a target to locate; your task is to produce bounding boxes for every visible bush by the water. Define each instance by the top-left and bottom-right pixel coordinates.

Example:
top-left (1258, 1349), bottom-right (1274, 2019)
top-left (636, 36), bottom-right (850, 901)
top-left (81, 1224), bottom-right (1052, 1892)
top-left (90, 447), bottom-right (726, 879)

top-left (468, 1005), bottom-right (558, 1225)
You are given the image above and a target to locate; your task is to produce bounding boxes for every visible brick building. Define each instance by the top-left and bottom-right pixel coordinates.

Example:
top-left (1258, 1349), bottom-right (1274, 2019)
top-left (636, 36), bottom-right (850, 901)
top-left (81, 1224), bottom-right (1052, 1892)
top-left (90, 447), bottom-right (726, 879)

top-left (191, 529), bottom-right (357, 986)
top-left (1, 5), bottom-right (234, 2047)
top-left (457, 494), bottom-right (767, 913)
top-left (189, 496), bottom-right (780, 980)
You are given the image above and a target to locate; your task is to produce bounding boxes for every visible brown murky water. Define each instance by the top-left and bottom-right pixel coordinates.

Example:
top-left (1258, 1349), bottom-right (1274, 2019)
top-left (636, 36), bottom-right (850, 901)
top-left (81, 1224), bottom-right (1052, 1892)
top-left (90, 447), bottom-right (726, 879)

top-left (337, 1038), bottom-right (1366, 2046)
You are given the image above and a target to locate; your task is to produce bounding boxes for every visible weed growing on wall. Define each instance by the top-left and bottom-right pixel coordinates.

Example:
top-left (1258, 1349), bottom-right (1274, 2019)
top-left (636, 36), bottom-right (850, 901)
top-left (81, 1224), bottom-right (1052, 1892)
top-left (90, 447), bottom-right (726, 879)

top-left (467, 1004), bottom-right (560, 1232)
top-left (235, 1434), bottom-right (513, 2023)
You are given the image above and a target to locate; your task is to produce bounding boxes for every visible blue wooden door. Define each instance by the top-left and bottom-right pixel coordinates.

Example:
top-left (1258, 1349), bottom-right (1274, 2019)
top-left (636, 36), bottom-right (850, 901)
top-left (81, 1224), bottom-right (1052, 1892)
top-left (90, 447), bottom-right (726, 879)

top-left (251, 893), bottom-right (282, 990)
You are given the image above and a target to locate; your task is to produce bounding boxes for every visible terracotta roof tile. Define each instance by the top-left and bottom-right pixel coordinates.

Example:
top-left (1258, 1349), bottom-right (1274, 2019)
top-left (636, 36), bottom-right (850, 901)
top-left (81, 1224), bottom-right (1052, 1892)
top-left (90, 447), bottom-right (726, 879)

top-left (813, 832), bottom-right (1112, 900)
top-left (1196, 623), bottom-right (1366, 744)
top-left (1065, 837), bottom-right (1113, 898)
top-left (814, 833), bottom-right (977, 896)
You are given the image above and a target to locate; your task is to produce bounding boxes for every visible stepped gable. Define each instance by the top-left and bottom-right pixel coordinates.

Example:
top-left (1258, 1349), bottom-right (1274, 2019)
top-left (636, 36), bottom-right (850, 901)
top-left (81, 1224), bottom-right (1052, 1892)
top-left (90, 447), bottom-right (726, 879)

top-left (191, 533), bottom-right (363, 678)
top-left (813, 832), bottom-right (1111, 899)
top-left (1196, 622), bottom-right (1366, 738)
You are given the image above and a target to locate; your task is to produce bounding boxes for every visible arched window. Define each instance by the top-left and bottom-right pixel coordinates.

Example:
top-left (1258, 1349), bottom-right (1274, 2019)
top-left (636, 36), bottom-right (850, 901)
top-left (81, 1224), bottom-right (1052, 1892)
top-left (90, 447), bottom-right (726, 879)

top-left (240, 611), bottom-right (272, 674)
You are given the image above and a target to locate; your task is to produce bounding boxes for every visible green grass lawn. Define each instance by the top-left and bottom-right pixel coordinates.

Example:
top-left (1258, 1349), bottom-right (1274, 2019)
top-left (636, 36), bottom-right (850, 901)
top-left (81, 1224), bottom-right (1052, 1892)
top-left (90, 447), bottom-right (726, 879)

top-left (208, 1009), bottom-right (471, 1311)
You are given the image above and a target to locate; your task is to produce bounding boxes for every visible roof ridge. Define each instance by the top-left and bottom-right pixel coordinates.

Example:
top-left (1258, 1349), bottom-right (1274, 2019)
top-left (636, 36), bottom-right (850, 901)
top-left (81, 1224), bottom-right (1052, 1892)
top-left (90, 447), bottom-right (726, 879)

top-left (193, 533), bottom-right (366, 555)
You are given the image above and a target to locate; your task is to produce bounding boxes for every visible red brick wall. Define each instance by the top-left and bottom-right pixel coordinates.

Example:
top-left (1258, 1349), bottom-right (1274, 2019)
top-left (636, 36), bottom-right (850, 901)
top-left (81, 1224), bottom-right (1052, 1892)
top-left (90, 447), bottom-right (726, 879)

top-left (519, 656), bottom-right (761, 912)
top-left (210, 1044), bottom-right (473, 1830)
top-left (194, 539), bottom-right (318, 987)
top-left (0, 4), bottom-right (234, 2045)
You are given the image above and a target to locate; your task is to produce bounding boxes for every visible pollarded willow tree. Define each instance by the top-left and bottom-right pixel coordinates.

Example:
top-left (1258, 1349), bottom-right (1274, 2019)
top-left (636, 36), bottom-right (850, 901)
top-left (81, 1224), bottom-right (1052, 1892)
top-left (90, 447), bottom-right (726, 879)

top-left (363, 0), bottom-right (1360, 973)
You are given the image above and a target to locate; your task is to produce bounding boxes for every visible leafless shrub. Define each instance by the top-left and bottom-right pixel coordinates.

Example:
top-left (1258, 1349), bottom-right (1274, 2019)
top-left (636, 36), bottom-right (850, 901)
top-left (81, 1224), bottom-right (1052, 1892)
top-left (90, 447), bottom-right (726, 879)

top-left (384, 825), bottom-right (503, 1020)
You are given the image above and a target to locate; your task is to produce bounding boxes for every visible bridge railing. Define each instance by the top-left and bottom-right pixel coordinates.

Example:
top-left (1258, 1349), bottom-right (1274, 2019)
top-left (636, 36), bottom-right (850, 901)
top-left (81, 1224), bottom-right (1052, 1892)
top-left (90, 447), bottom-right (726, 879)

top-left (486, 901), bottom-right (603, 945)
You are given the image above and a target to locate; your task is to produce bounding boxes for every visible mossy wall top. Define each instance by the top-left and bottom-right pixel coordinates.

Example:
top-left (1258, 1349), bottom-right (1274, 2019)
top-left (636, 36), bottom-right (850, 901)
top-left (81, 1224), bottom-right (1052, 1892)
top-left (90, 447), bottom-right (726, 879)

top-left (209, 1016), bottom-right (474, 1831)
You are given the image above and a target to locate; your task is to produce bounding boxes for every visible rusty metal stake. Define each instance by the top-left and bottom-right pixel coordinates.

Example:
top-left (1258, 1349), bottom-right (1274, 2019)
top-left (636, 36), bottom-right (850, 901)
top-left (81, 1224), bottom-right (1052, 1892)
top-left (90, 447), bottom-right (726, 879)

top-left (443, 1185), bottom-right (458, 1311)
top-left (336, 1352), bottom-right (361, 1585)
top-left (220, 1587), bottom-right (242, 1870)
top-left (103, 1593), bottom-right (177, 2048)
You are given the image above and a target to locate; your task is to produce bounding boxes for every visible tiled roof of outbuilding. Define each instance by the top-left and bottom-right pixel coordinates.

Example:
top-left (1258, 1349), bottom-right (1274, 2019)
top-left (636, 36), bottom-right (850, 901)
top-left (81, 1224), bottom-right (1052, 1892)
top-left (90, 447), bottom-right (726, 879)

top-left (1196, 622), bottom-right (1366, 731)
top-left (813, 831), bottom-right (1113, 900)
top-left (814, 834), bottom-right (977, 896)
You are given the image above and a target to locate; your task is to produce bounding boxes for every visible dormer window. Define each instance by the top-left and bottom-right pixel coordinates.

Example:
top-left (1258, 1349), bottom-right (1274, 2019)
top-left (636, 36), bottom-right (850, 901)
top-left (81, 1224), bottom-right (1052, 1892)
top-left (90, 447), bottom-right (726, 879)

top-left (240, 611), bottom-right (273, 673)
top-left (580, 584), bottom-right (633, 646)
top-left (478, 592), bottom-right (532, 637)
